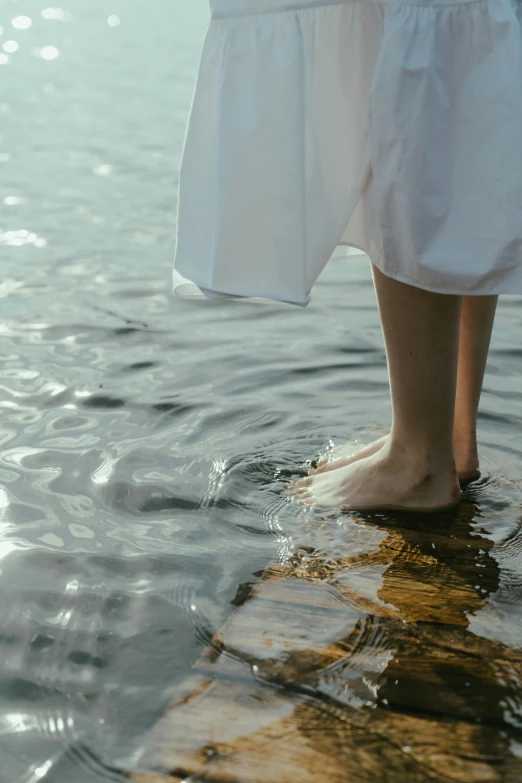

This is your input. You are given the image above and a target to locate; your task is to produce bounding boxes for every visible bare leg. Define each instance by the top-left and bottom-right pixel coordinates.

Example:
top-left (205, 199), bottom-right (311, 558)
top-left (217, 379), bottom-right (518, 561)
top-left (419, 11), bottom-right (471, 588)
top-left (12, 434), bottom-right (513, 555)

top-left (287, 266), bottom-right (462, 511)
top-left (453, 295), bottom-right (498, 479)
top-left (311, 295), bottom-right (498, 484)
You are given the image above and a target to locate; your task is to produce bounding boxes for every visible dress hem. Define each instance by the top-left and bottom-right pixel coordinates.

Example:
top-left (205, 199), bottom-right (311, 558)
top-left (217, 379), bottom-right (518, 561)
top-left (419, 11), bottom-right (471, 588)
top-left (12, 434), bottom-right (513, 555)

top-left (174, 243), bottom-right (522, 306)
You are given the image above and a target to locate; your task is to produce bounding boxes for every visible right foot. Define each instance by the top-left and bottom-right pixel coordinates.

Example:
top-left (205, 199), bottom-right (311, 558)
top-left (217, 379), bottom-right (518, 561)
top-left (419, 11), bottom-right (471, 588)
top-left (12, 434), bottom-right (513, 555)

top-left (311, 435), bottom-right (480, 485)
top-left (288, 443), bottom-right (461, 513)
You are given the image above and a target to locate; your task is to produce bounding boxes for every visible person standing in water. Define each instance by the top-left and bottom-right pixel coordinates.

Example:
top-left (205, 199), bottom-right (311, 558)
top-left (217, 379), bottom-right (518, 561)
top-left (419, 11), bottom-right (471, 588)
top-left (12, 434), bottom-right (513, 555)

top-left (172, 0), bottom-right (522, 513)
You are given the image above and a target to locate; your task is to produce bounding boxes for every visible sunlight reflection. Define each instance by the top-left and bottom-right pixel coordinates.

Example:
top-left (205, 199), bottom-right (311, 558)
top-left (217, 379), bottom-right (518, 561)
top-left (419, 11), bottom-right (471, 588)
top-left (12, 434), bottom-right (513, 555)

top-left (511, 740), bottom-right (522, 758)
top-left (34, 46), bottom-right (60, 60)
top-left (12, 16), bottom-right (32, 30)
top-left (48, 382), bottom-right (67, 396)
top-left (108, 14), bottom-right (121, 27)
top-left (47, 607), bottom-right (71, 626)
top-left (201, 457), bottom-right (228, 508)
top-left (41, 8), bottom-right (68, 21)
top-left (30, 760), bottom-right (53, 780)
top-left (0, 540), bottom-right (19, 562)
top-left (93, 163), bottom-right (113, 176)
top-left (92, 454), bottom-right (116, 484)
top-left (0, 55), bottom-right (8, 65)
top-left (0, 713), bottom-right (39, 735)
top-left (3, 41), bottom-right (18, 53)
top-left (3, 447), bottom-right (46, 466)
top-left (37, 533), bottom-right (65, 549)
top-left (0, 229), bottom-right (47, 248)
top-left (0, 710), bottom-right (75, 737)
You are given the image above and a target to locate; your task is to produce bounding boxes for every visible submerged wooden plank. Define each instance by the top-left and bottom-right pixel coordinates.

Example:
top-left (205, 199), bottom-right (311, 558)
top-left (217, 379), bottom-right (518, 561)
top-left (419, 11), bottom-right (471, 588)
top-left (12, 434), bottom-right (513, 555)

top-left (132, 672), bottom-right (521, 783)
top-left (130, 508), bottom-right (522, 783)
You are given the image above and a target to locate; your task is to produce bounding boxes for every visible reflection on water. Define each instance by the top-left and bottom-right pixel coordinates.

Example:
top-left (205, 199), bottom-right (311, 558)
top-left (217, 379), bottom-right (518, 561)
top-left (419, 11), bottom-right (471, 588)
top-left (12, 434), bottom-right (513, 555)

top-left (1, 0), bottom-right (522, 780)
top-left (135, 496), bottom-right (522, 782)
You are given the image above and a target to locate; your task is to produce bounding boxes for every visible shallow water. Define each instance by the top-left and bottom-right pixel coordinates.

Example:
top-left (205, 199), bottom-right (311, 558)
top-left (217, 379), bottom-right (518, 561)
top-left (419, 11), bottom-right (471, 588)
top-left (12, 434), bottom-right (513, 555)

top-left (1, 0), bottom-right (522, 780)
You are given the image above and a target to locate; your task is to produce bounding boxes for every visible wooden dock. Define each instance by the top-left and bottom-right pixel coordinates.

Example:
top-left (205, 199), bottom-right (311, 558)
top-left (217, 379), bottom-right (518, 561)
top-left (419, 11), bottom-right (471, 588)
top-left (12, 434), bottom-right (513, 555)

top-left (130, 501), bottom-right (522, 783)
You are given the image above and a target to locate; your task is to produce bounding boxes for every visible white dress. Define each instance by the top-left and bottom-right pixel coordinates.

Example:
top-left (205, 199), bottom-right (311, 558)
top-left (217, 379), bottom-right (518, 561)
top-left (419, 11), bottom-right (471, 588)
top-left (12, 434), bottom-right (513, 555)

top-left (173, 0), bottom-right (522, 306)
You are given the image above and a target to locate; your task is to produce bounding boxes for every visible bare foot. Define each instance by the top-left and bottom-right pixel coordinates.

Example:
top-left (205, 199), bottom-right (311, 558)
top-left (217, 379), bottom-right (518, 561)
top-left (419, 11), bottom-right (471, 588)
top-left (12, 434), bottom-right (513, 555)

top-left (453, 434), bottom-right (480, 485)
top-left (312, 436), bottom-right (387, 474)
top-left (287, 445), bottom-right (462, 512)
top-left (312, 435), bottom-right (480, 485)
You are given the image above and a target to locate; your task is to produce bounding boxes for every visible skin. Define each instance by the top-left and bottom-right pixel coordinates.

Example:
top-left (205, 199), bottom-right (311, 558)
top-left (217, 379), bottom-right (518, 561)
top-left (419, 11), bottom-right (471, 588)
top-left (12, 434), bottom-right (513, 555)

top-left (286, 266), bottom-right (498, 512)
top-left (310, 292), bottom-right (498, 484)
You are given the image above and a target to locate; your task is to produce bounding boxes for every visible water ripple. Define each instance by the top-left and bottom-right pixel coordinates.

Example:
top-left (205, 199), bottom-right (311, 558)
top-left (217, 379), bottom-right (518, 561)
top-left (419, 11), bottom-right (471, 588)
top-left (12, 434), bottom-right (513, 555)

top-left (1, 0), bottom-right (522, 779)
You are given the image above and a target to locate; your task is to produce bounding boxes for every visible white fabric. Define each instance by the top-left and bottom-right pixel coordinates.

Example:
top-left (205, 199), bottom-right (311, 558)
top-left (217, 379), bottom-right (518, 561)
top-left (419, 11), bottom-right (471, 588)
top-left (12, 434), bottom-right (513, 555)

top-left (173, 0), bottom-right (522, 306)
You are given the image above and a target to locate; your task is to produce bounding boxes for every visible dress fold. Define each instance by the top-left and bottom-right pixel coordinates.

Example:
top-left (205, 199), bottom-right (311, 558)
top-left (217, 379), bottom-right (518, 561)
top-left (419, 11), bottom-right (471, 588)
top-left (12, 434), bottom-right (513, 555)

top-left (174, 0), bottom-right (522, 305)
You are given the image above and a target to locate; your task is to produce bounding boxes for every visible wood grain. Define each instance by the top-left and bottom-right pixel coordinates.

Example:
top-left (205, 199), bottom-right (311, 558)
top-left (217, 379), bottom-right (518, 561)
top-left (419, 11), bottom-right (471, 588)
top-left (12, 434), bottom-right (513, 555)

top-left (130, 503), bottom-right (522, 783)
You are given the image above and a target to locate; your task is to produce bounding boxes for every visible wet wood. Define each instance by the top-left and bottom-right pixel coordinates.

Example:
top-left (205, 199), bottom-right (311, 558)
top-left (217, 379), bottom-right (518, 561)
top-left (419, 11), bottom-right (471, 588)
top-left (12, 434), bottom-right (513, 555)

top-left (130, 503), bottom-right (522, 783)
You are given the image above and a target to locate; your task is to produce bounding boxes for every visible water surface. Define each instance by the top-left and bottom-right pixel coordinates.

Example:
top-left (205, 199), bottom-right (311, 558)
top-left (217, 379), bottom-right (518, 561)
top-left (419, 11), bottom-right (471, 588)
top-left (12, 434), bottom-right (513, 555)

top-left (1, 0), bottom-right (522, 780)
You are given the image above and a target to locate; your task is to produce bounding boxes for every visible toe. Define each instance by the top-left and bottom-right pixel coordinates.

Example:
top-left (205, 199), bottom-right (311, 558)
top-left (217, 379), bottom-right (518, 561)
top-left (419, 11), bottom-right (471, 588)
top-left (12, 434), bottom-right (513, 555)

top-left (281, 486), bottom-right (297, 498)
top-left (294, 487), bottom-right (312, 498)
top-left (284, 477), bottom-right (305, 491)
top-left (287, 476), bottom-right (312, 491)
top-left (294, 492), bottom-right (313, 506)
top-left (281, 485), bottom-right (308, 500)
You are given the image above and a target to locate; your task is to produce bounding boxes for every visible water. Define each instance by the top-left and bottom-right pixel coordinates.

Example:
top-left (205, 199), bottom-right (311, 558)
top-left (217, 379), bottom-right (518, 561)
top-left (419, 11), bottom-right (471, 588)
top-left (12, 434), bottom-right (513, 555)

top-left (0, 1), bottom-right (521, 780)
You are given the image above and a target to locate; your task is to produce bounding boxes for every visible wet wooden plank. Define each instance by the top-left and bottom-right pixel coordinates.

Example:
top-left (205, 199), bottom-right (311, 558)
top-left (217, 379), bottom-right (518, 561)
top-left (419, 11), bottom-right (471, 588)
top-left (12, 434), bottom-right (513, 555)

top-left (132, 672), bottom-right (521, 783)
top-left (130, 510), bottom-right (522, 783)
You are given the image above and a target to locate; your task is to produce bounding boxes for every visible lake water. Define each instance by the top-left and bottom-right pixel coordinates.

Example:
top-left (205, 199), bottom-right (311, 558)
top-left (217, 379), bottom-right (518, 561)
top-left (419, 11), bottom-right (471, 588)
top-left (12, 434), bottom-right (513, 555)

top-left (1, 1), bottom-right (522, 781)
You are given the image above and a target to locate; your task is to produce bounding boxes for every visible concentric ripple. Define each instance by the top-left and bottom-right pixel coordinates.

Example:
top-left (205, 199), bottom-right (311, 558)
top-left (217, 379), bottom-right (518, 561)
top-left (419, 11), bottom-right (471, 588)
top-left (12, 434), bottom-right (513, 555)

top-left (1, 0), bottom-right (522, 781)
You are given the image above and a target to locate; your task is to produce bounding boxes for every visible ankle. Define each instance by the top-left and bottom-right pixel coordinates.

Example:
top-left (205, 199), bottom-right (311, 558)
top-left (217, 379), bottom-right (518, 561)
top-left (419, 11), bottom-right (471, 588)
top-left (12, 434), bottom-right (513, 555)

top-left (385, 438), bottom-right (457, 478)
top-left (382, 440), bottom-right (461, 507)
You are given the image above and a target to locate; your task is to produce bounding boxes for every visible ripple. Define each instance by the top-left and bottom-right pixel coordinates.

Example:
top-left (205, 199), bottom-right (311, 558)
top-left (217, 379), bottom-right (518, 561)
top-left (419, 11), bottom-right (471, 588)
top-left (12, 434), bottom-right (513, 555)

top-left (0, 230), bottom-right (46, 247)
top-left (1, 1), bottom-right (522, 779)
top-left (80, 394), bottom-right (126, 409)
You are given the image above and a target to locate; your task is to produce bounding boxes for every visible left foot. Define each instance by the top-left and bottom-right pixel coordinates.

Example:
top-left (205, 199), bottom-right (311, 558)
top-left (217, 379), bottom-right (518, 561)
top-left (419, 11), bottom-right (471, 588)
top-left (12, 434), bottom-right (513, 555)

top-left (285, 445), bottom-right (461, 512)
top-left (312, 435), bottom-right (481, 485)
top-left (312, 436), bottom-right (387, 474)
